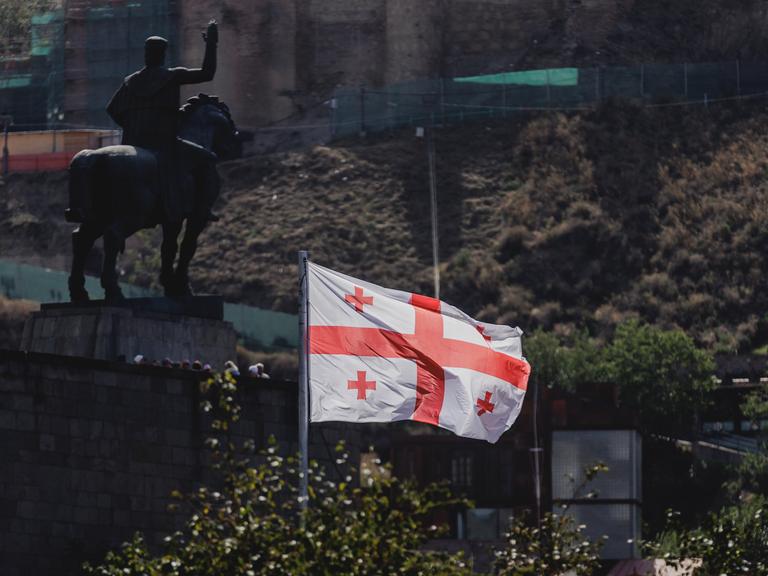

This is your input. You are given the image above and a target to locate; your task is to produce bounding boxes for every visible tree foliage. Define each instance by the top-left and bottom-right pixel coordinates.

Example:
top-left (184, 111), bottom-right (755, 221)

top-left (83, 373), bottom-right (471, 576)
top-left (724, 382), bottom-right (768, 499)
top-left (525, 320), bottom-right (716, 433)
top-left (494, 512), bottom-right (604, 576)
top-left (523, 329), bottom-right (598, 393)
top-left (645, 498), bottom-right (768, 576)
top-left (600, 320), bottom-right (716, 432)
top-left (0, 0), bottom-right (56, 56)
top-left (494, 463), bottom-right (608, 576)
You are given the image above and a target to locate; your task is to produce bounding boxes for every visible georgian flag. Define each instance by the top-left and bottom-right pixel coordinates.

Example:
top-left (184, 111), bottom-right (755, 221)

top-left (308, 262), bottom-right (530, 443)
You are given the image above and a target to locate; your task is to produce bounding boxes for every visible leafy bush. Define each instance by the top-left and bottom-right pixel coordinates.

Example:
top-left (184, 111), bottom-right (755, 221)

top-left (494, 512), bottom-right (604, 576)
top-left (645, 498), bottom-right (768, 576)
top-left (83, 373), bottom-right (471, 576)
top-left (599, 320), bottom-right (716, 433)
top-left (523, 329), bottom-right (599, 392)
top-left (724, 382), bottom-right (768, 499)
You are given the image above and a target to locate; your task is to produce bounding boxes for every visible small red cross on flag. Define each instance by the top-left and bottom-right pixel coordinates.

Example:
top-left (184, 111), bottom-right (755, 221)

top-left (348, 370), bottom-right (376, 400)
top-left (476, 391), bottom-right (495, 415)
top-left (345, 286), bottom-right (373, 313)
top-left (307, 262), bottom-right (530, 443)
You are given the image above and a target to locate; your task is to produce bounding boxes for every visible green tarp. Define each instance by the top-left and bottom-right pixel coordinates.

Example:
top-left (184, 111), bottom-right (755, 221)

top-left (0, 260), bottom-right (297, 349)
top-left (454, 67), bottom-right (579, 87)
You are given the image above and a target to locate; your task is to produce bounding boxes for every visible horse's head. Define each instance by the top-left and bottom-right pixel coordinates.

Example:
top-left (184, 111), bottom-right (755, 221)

top-left (178, 94), bottom-right (242, 161)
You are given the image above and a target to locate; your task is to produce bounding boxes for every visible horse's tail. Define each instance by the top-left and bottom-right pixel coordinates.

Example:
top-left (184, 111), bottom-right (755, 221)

top-left (65, 150), bottom-right (100, 223)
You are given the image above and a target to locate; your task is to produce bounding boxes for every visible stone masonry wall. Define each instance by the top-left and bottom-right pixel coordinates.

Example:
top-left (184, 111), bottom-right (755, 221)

top-left (178, 0), bottom-right (299, 129)
top-left (0, 349), bottom-right (354, 576)
top-left (21, 306), bottom-right (237, 369)
top-left (177, 0), bottom-right (632, 128)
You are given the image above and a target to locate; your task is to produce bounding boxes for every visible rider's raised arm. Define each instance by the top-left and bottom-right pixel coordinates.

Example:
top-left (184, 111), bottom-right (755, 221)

top-left (173, 20), bottom-right (217, 85)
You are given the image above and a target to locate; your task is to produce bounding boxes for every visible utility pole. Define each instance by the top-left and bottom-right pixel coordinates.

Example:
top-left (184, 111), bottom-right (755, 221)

top-left (415, 125), bottom-right (441, 299)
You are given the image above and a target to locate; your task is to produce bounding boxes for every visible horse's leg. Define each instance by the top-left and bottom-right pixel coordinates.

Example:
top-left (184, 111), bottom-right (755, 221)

top-left (160, 221), bottom-right (183, 297)
top-left (174, 215), bottom-right (207, 297)
top-left (101, 227), bottom-right (125, 302)
top-left (68, 223), bottom-right (100, 303)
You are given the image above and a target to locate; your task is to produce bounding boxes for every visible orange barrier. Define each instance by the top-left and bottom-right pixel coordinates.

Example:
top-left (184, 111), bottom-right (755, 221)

top-left (8, 152), bottom-right (72, 172)
top-left (3, 129), bottom-right (120, 173)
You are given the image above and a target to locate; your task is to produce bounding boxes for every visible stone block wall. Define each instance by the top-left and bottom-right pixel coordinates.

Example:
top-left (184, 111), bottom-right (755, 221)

top-left (0, 349), bottom-right (355, 576)
top-left (178, 0), bottom-right (299, 129)
top-left (21, 305), bottom-right (237, 369)
top-left (443, 0), bottom-right (563, 76)
top-left (175, 0), bottom-right (631, 128)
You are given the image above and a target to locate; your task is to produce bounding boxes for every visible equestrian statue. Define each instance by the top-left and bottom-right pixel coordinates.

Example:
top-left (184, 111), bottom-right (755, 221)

top-left (65, 20), bottom-right (241, 302)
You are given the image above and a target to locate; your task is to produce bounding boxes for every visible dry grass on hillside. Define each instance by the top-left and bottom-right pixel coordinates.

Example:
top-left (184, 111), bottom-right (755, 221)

top-left (6, 101), bottom-right (768, 352)
top-left (0, 296), bottom-right (38, 350)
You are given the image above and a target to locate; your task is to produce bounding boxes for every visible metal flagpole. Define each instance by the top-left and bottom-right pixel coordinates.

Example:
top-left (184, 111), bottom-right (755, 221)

top-left (298, 250), bottom-right (310, 515)
top-left (426, 128), bottom-right (440, 299)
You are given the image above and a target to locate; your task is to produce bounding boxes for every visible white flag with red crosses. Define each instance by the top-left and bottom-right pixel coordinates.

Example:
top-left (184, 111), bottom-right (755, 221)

top-left (307, 262), bottom-right (530, 443)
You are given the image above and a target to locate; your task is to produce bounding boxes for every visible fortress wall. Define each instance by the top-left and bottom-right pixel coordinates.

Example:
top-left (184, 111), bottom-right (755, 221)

top-left (178, 0), bottom-right (298, 128)
top-left (177, 0), bottom-right (632, 127)
top-left (442, 0), bottom-right (563, 76)
top-left (297, 0), bottom-right (387, 94)
top-left (0, 350), bottom-right (354, 576)
top-left (385, 0), bottom-right (443, 83)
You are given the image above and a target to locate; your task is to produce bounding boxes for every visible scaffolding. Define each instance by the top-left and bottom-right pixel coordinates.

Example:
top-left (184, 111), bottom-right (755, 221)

top-left (0, 7), bottom-right (64, 128)
top-left (0, 0), bottom-right (178, 130)
top-left (65, 0), bottom-right (178, 127)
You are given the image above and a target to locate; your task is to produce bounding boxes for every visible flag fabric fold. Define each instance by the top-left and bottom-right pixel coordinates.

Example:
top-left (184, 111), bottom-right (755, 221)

top-left (307, 262), bottom-right (530, 443)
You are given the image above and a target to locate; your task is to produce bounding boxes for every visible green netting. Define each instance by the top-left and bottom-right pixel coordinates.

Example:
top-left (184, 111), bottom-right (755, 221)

top-left (84, 0), bottom-right (177, 127)
top-left (30, 10), bottom-right (63, 57)
top-left (456, 68), bottom-right (579, 87)
top-left (0, 260), bottom-right (297, 351)
top-left (0, 9), bottom-right (63, 126)
top-left (0, 76), bottom-right (32, 89)
top-left (332, 61), bottom-right (768, 138)
top-left (0, 1), bottom-right (176, 128)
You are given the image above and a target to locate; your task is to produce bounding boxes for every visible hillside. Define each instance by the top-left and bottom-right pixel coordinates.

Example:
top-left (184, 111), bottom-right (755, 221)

top-left (4, 100), bottom-right (768, 352)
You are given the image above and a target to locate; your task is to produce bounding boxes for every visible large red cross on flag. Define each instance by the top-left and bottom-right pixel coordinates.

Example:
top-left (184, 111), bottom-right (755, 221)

top-left (307, 262), bottom-right (530, 443)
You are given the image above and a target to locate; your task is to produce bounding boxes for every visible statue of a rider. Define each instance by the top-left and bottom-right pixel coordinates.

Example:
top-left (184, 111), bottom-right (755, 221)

top-left (105, 19), bottom-right (220, 225)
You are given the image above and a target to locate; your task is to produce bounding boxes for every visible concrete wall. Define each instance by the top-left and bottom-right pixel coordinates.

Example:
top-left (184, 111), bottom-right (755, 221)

top-left (0, 349), bottom-right (355, 576)
top-left (177, 0), bottom-right (632, 128)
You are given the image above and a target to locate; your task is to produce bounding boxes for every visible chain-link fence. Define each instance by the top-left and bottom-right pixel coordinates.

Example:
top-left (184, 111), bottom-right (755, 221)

top-left (331, 61), bottom-right (768, 138)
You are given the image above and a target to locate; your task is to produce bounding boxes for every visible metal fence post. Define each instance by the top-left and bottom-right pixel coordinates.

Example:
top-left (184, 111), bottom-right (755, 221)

top-left (359, 86), bottom-right (366, 137)
top-left (595, 67), bottom-right (600, 101)
top-left (502, 84), bottom-right (507, 117)
top-left (736, 60), bottom-right (741, 96)
top-left (546, 69), bottom-right (551, 104)
top-left (440, 78), bottom-right (446, 124)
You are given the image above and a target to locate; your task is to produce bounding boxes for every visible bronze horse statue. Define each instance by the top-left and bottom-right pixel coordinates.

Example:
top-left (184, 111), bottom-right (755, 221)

top-left (65, 94), bottom-right (240, 302)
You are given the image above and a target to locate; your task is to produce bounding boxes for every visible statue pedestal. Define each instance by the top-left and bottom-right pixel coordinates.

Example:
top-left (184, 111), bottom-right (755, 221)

top-left (20, 296), bottom-right (237, 368)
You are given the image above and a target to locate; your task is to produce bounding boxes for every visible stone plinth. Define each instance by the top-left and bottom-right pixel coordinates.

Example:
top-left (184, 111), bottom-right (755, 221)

top-left (20, 297), bottom-right (237, 367)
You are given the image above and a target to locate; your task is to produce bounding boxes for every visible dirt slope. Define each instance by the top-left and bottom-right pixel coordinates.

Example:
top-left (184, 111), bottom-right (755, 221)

top-left (5, 100), bottom-right (768, 352)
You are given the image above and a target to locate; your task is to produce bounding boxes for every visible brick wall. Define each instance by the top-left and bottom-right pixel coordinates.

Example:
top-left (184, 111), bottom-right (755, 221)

top-left (0, 349), bottom-right (354, 576)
